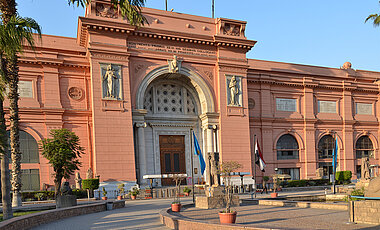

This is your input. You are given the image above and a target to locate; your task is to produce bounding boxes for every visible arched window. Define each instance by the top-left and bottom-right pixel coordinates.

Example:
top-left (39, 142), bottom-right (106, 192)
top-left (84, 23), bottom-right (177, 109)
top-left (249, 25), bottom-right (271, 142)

top-left (276, 134), bottom-right (299, 160)
top-left (7, 130), bottom-right (39, 163)
top-left (356, 136), bottom-right (374, 158)
top-left (318, 135), bottom-right (334, 159)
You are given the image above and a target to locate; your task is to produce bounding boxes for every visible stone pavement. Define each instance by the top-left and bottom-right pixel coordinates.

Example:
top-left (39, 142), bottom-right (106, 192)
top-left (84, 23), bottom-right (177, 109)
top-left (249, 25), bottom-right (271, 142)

top-left (31, 198), bottom-right (184, 230)
top-left (174, 204), bottom-right (379, 230)
top-left (27, 189), bottom-right (377, 230)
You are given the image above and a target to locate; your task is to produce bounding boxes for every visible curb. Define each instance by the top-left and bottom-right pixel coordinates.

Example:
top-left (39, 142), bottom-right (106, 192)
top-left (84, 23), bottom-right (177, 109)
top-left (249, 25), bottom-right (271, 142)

top-left (159, 204), bottom-right (277, 230)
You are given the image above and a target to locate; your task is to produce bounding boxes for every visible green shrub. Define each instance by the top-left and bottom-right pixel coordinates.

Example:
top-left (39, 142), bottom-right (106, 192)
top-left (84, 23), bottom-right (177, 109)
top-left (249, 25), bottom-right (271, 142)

top-left (72, 189), bottom-right (87, 199)
top-left (183, 187), bottom-right (191, 193)
top-left (281, 179), bottom-right (329, 188)
top-left (34, 193), bottom-right (46, 201)
top-left (21, 191), bottom-right (55, 201)
top-left (335, 171), bottom-right (352, 184)
top-left (82, 179), bottom-right (99, 190)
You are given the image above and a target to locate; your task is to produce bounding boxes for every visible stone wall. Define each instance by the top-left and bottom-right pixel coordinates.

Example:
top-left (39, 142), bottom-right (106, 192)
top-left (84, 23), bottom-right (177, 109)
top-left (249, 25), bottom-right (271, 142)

top-left (0, 201), bottom-right (125, 230)
top-left (350, 200), bottom-right (380, 224)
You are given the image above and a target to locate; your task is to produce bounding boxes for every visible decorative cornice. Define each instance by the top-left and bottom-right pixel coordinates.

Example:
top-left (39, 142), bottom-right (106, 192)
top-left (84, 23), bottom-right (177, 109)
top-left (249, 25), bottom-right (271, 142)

top-left (18, 59), bottom-right (89, 69)
top-left (79, 17), bottom-right (255, 51)
top-left (149, 122), bottom-right (194, 128)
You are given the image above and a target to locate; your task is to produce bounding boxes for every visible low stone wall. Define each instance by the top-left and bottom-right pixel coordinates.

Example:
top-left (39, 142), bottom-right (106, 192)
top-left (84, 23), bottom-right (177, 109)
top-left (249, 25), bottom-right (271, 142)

top-left (0, 201), bottom-right (125, 230)
top-left (350, 200), bottom-right (380, 224)
top-left (242, 199), bottom-right (347, 211)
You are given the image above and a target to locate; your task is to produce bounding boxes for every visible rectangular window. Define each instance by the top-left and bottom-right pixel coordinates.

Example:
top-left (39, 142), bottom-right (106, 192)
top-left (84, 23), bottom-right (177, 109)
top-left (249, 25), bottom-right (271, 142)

top-left (173, 153), bottom-right (180, 172)
top-left (165, 154), bottom-right (171, 173)
top-left (278, 168), bottom-right (300, 180)
top-left (276, 98), bottom-right (297, 112)
top-left (21, 169), bottom-right (40, 191)
top-left (356, 103), bottom-right (372, 115)
top-left (277, 150), bottom-right (299, 160)
top-left (318, 101), bottom-right (336, 113)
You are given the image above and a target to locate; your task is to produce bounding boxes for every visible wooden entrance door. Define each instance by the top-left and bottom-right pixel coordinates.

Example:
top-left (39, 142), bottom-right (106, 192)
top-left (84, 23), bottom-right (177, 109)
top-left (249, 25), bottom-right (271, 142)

top-left (159, 135), bottom-right (186, 186)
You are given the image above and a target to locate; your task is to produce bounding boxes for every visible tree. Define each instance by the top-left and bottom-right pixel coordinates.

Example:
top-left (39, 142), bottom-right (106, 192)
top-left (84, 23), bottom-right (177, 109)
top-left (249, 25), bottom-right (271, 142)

top-left (0, 15), bottom-right (40, 217)
top-left (40, 129), bottom-right (84, 197)
top-left (219, 161), bottom-right (241, 213)
top-left (365, 1), bottom-right (380, 26)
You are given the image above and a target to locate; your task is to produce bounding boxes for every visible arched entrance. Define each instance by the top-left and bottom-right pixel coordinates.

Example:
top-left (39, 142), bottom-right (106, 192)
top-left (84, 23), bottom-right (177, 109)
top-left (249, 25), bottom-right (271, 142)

top-left (133, 66), bottom-right (217, 186)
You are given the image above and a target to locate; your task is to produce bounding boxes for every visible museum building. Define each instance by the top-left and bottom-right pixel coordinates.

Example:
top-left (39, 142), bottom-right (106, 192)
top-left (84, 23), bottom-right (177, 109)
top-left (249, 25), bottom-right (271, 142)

top-left (12, 0), bottom-right (380, 190)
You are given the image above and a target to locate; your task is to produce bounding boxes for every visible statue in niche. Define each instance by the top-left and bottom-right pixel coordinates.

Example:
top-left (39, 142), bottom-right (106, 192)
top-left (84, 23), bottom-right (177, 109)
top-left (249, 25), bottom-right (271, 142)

top-left (168, 55), bottom-right (181, 73)
top-left (102, 64), bottom-right (119, 99)
top-left (362, 157), bottom-right (371, 180)
top-left (229, 76), bottom-right (239, 105)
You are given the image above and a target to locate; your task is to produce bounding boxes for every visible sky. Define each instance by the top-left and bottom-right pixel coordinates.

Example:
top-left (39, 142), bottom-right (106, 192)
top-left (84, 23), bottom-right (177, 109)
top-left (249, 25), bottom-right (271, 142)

top-left (16, 0), bottom-right (380, 72)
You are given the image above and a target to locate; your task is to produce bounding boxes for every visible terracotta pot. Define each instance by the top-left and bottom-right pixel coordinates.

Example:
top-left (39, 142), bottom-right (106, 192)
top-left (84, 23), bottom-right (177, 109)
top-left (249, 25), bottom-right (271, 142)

top-left (271, 192), bottom-right (278, 198)
top-left (184, 192), bottom-right (189, 196)
top-left (117, 196), bottom-right (123, 200)
top-left (219, 211), bottom-right (237, 224)
top-left (102, 197), bottom-right (108, 200)
top-left (131, 195), bottom-right (136, 200)
top-left (171, 203), bottom-right (181, 212)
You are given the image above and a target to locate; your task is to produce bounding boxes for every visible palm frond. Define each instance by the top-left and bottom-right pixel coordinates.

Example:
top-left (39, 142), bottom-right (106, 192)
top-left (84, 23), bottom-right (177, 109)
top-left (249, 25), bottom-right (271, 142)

top-left (68, 0), bottom-right (90, 8)
top-left (0, 15), bottom-right (42, 56)
top-left (365, 14), bottom-right (380, 27)
top-left (111, 0), bottom-right (148, 26)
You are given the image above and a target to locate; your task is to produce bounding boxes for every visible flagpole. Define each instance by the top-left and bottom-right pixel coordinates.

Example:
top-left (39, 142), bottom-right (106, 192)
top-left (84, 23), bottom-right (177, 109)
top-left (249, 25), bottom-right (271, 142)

top-left (165, 0), bottom-right (168, 11)
top-left (190, 129), bottom-right (195, 203)
top-left (333, 133), bottom-right (336, 194)
top-left (254, 135), bottom-right (257, 198)
top-left (212, 0), bottom-right (215, 18)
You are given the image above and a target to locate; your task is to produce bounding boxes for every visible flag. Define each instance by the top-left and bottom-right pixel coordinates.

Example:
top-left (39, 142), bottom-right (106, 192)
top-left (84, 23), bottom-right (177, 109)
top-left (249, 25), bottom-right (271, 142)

top-left (193, 132), bottom-right (206, 175)
top-left (254, 140), bottom-right (266, 172)
top-left (332, 137), bottom-right (338, 174)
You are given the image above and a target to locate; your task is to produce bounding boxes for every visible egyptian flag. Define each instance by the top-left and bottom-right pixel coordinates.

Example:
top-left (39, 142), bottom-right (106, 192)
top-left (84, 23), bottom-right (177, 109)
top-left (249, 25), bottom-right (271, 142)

top-left (254, 141), bottom-right (266, 172)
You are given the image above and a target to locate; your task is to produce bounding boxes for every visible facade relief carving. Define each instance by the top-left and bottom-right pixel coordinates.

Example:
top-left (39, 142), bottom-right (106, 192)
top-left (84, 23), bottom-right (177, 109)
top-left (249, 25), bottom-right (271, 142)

top-left (168, 55), bottom-right (182, 73)
top-left (68, 87), bottom-right (84, 101)
top-left (96, 3), bottom-right (118, 18)
top-left (219, 20), bottom-right (246, 37)
top-left (101, 63), bottom-right (122, 100)
top-left (226, 75), bottom-right (242, 106)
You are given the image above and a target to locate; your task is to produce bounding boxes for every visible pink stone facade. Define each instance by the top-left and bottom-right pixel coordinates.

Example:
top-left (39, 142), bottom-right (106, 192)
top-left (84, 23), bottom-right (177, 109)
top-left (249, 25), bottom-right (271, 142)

top-left (13, 1), bottom-right (380, 189)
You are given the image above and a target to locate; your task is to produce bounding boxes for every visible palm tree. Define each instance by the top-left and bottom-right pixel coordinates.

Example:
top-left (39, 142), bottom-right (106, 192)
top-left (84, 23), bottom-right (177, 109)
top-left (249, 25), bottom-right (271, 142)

top-left (0, 15), bottom-right (41, 209)
top-left (0, 14), bottom-right (40, 219)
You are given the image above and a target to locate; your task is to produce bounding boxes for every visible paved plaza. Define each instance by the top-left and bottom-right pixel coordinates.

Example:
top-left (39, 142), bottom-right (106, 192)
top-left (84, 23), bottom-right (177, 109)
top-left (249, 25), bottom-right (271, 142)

top-left (24, 190), bottom-right (379, 230)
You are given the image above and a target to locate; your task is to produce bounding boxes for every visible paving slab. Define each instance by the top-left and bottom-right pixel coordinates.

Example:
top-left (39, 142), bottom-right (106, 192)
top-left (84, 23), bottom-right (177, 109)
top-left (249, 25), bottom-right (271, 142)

top-left (173, 204), bottom-right (380, 230)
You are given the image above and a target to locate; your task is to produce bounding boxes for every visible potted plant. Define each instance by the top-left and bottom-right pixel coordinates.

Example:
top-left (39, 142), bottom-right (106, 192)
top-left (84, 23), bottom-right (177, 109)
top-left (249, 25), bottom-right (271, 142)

top-left (117, 183), bottom-right (125, 200)
top-left (171, 174), bottom-right (186, 212)
top-left (129, 187), bottom-right (139, 200)
top-left (183, 187), bottom-right (191, 196)
top-left (102, 187), bottom-right (108, 200)
top-left (219, 161), bottom-right (241, 224)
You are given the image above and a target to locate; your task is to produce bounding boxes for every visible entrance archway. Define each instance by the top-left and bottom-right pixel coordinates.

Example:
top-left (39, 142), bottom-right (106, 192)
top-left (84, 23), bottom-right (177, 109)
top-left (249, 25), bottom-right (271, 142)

top-left (134, 66), bottom-right (217, 186)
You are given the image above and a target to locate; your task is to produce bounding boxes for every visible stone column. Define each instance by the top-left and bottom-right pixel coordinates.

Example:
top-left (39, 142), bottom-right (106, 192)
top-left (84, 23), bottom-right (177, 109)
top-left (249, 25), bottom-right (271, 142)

top-left (136, 122), bottom-right (147, 183)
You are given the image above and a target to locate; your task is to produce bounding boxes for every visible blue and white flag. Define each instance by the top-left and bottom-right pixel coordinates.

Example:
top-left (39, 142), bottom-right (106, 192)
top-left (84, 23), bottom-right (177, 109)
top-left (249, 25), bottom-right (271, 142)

top-left (193, 132), bottom-right (206, 175)
top-left (332, 137), bottom-right (338, 174)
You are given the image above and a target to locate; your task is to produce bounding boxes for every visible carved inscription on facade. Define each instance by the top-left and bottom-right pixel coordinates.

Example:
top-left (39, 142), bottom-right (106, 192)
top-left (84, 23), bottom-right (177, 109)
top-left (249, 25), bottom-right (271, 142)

top-left (226, 75), bottom-right (242, 106)
top-left (356, 103), bottom-right (372, 115)
top-left (276, 98), bottom-right (296, 112)
top-left (318, 100), bottom-right (336, 113)
top-left (127, 42), bottom-right (216, 57)
top-left (18, 80), bottom-right (33, 98)
top-left (100, 63), bottom-right (122, 100)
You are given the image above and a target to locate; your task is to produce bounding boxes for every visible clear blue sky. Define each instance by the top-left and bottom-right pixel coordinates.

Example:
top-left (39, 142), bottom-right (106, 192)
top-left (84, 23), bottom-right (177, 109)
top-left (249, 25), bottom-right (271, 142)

top-left (17, 0), bottom-right (380, 71)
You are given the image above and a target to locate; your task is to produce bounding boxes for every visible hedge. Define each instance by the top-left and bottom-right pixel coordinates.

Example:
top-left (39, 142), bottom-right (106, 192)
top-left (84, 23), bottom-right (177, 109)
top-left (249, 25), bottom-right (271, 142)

top-left (20, 189), bottom-right (87, 201)
top-left (280, 179), bottom-right (330, 188)
top-left (82, 179), bottom-right (100, 190)
top-left (335, 171), bottom-right (352, 184)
